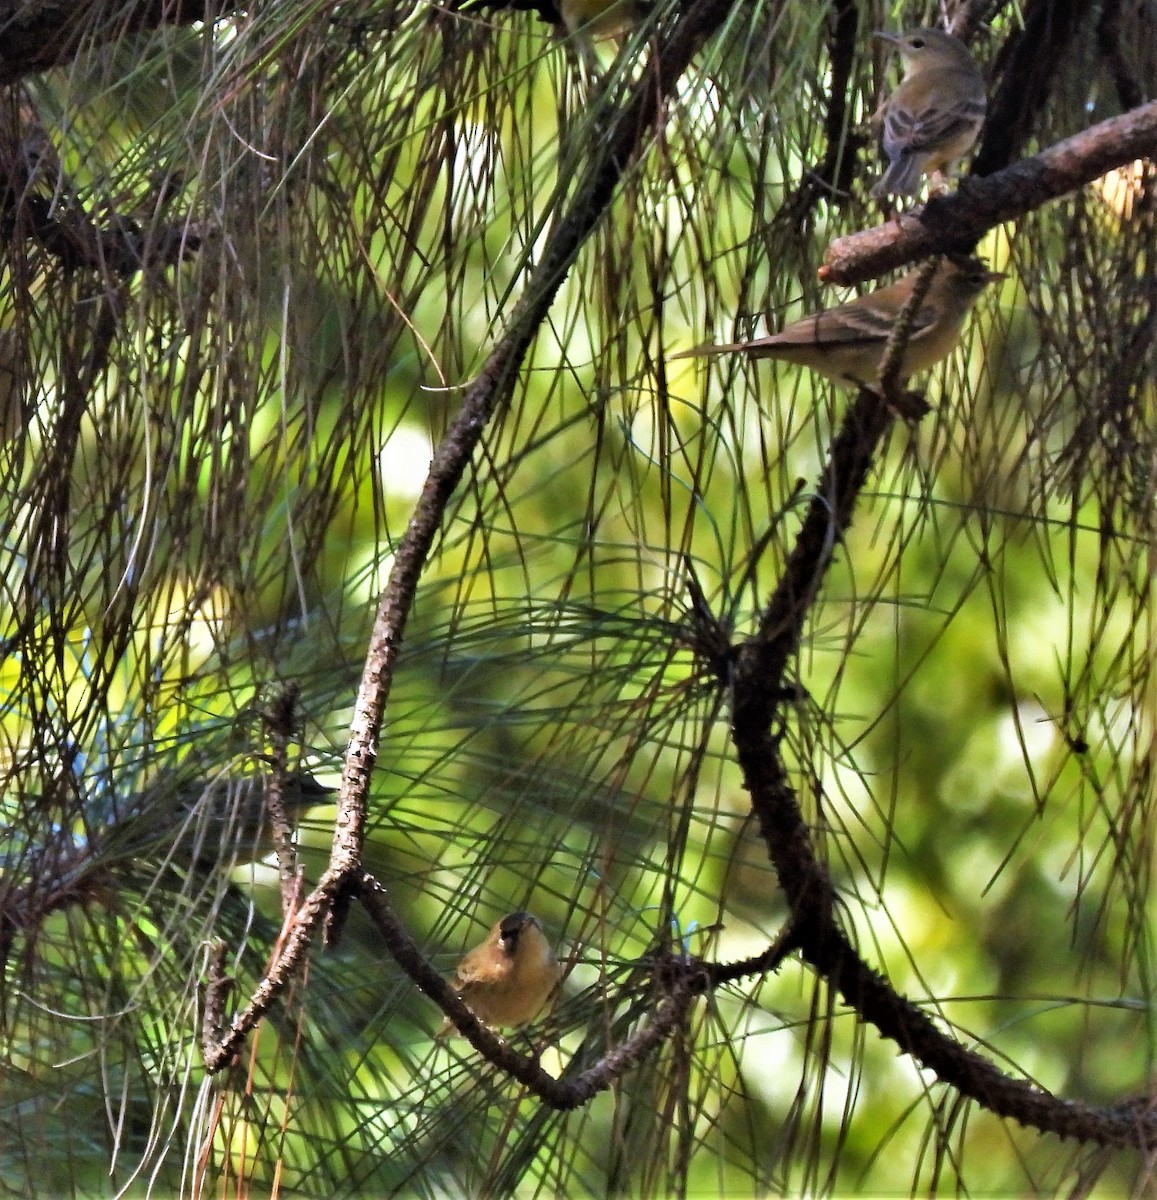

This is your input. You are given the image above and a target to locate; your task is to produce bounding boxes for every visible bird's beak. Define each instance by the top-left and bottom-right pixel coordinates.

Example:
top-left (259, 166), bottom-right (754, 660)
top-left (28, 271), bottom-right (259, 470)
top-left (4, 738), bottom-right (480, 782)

top-left (873, 30), bottom-right (901, 45)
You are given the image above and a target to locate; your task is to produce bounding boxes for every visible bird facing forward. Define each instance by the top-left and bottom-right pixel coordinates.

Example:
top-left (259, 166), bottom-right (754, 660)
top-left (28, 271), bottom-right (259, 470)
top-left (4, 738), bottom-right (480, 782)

top-left (559, 0), bottom-right (645, 41)
top-left (872, 28), bottom-right (986, 198)
top-left (673, 257), bottom-right (1001, 388)
top-left (118, 768), bottom-right (335, 866)
top-left (439, 911), bottom-right (561, 1035)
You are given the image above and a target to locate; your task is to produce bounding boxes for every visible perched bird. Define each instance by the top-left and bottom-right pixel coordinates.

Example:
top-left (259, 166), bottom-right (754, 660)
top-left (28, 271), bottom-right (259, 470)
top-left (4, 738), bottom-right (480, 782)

top-left (178, 770), bottom-right (335, 862)
top-left (559, 0), bottom-right (645, 40)
top-left (871, 28), bottom-right (986, 198)
top-left (673, 257), bottom-right (1002, 388)
top-left (126, 768), bottom-right (335, 865)
top-left (439, 911), bottom-right (561, 1035)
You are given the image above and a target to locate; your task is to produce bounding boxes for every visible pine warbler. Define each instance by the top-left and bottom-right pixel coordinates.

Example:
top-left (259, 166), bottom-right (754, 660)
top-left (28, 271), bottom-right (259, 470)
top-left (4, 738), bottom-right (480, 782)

top-left (559, 0), bottom-right (646, 40)
top-left (437, 911), bottom-right (561, 1036)
top-left (674, 258), bottom-right (1002, 387)
top-left (872, 28), bottom-right (986, 198)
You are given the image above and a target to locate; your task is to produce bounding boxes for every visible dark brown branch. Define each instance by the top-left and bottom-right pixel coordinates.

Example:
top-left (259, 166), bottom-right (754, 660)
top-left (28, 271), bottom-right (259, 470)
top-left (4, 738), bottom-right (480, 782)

top-left (357, 873), bottom-right (710, 1109)
top-left (726, 378), bottom-right (1157, 1147)
top-left (260, 683), bottom-right (304, 910)
top-left (741, 387), bottom-right (898, 693)
top-left (876, 257), bottom-right (939, 396)
top-left (821, 98), bottom-right (1157, 283)
top-left (705, 921), bottom-right (802, 985)
top-left (0, 96), bottom-right (199, 277)
top-left (200, 858), bottom-right (350, 1070)
top-left (201, 0), bottom-right (732, 1074)
top-left (743, 738), bottom-right (1157, 1147)
top-left (0, 0), bottom-right (222, 83)
top-left (201, 941), bottom-right (233, 1058)
top-left (947, 0), bottom-right (999, 40)
top-left (0, 192), bottom-right (199, 277)
top-left (727, 383), bottom-right (896, 967)
top-left (775, 0), bottom-right (865, 230)
top-left (1096, 0), bottom-right (1149, 112)
top-left (336, 0), bottom-right (729, 834)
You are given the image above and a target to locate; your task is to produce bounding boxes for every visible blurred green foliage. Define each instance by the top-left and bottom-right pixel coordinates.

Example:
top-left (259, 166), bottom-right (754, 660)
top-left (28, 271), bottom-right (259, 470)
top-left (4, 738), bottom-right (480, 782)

top-left (0, 0), bottom-right (1153, 1195)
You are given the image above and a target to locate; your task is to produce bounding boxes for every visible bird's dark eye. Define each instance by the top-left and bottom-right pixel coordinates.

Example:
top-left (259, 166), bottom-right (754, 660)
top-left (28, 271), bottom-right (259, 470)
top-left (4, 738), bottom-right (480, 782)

top-left (910, 37), bottom-right (925, 48)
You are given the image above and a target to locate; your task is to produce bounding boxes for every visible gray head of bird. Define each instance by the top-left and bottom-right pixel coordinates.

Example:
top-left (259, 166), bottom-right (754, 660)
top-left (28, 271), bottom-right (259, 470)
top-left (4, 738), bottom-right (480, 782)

top-left (875, 28), bottom-right (978, 72)
top-left (940, 255), bottom-right (1005, 298)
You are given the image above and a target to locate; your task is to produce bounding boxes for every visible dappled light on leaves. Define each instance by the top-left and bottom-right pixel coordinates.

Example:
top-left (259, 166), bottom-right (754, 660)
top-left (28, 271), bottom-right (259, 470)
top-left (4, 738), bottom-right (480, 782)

top-left (1, 1), bottom-right (1155, 1197)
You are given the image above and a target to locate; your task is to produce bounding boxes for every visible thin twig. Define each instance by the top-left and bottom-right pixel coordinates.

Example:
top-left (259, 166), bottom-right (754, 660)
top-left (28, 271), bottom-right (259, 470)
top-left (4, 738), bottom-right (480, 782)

top-left (200, 0), bottom-right (732, 1075)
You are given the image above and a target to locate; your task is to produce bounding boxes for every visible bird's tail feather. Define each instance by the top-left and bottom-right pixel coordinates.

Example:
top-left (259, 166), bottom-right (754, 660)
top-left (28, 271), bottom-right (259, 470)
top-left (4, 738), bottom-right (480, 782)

top-left (871, 155), bottom-right (922, 198)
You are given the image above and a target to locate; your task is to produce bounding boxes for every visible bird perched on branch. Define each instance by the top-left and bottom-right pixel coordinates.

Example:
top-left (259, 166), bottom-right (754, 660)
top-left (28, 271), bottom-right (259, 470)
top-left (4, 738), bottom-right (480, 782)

top-left (555, 0), bottom-right (650, 75)
top-left (673, 257), bottom-right (1002, 388)
top-left (125, 768), bottom-right (335, 866)
top-left (438, 911), bottom-right (561, 1035)
top-left (871, 28), bottom-right (986, 198)
top-left (178, 770), bottom-right (335, 862)
top-left (558, 0), bottom-right (646, 39)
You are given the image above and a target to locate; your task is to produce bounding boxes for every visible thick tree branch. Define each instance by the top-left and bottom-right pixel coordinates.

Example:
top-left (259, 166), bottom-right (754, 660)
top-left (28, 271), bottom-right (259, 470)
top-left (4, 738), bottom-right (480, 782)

top-left (775, 0), bottom-right (864, 231)
top-left (821, 98), bottom-right (1157, 283)
top-left (202, 0), bottom-right (733, 1074)
top-left (1096, 0), bottom-right (1148, 112)
top-left (0, 94), bottom-right (198, 276)
top-left (972, 0), bottom-right (1089, 178)
top-left (738, 722), bottom-right (1157, 1147)
top-left (741, 387), bottom-right (898, 691)
top-left (724, 377), bottom-right (1157, 1148)
top-left (0, 0), bottom-right (221, 83)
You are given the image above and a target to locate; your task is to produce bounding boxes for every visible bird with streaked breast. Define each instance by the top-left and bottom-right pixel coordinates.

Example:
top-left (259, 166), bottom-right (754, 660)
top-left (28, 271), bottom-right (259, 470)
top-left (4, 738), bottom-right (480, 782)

top-left (673, 258), bottom-right (1002, 388)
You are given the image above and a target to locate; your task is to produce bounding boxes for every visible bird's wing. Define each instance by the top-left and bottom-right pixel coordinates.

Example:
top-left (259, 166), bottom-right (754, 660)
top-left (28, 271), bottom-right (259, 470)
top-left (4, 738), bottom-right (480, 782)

top-left (768, 298), bottom-right (939, 349)
top-left (674, 282), bottom-right (945, 359)
top-left (452, 950), bottom-right (511, 988)
top-left (883, 77), bottom-right (984, 157)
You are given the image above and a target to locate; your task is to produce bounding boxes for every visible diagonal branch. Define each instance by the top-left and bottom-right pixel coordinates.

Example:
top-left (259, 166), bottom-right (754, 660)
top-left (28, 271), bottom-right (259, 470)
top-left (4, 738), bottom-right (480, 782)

top-left (201, 0), bottom-right (735, 1074)
top-left (774, 0), bottom-right (864, 231)
top-left (725, 379), bottom-right (1157, 1148)
top-left (360, 874), bottom-right (803, 1109)
top-left (357, 873), bottom-right (720, 1109)
top-left (0, 0), bottom-right (222, 83)
top-left (736, 715), bottom-right (1157, 1147)
top-left (821, 98), bottom-right (1157, 283)
top-left (972, 0), bottom-right (1088, 179)
top-left (0, 92), bottom-right (197, 277)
